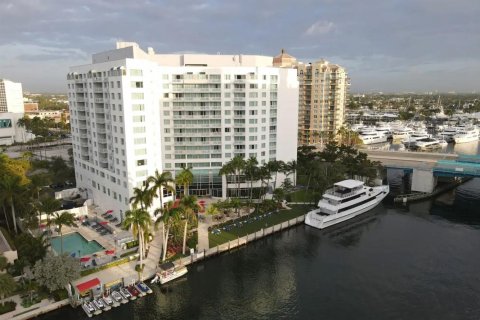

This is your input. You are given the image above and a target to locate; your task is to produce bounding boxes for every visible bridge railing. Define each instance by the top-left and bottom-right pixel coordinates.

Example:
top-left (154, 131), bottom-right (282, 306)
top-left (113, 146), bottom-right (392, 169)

top-left (434, 159), bottom-right (480, 176)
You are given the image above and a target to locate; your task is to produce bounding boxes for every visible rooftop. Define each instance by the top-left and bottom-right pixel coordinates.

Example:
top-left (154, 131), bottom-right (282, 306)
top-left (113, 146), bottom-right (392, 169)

top-left (334, 179), bottom-right (365, 189)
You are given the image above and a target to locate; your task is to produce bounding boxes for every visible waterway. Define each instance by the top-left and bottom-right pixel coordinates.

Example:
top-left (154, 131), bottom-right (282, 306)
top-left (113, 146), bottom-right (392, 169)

top-left (38, 177), bottom-right (480, 320)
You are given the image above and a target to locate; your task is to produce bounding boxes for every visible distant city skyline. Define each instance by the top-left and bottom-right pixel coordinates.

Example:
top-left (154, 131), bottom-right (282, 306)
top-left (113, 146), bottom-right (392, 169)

top-left (1, 0), bottom-right (479, 93)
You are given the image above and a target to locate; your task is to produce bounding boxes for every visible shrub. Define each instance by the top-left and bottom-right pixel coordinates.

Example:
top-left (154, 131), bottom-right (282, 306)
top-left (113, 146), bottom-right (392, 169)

top-left (125, 240), bottom-right (139, 249)
top-left (52, 288), bottom-right (68, 301)
top-left (0, 301), bottom-right (16, 315)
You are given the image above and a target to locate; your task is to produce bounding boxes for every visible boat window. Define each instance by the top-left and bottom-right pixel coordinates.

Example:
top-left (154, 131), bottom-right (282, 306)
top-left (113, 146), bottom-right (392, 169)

top-left (339, 192), bottom-right (366, 203)
top-left (338, 195), bottom-right (377, 213)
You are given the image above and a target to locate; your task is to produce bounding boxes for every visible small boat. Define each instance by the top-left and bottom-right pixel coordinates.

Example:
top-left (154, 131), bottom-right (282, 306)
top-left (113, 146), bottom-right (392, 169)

top-left (305, 179), bottom-right (389, 229)
top-left (103, 295), bottom-right (116, 308)
top-left (93, 298), bottom-right (105, 310)
top-left (415, 137), bottom-right (441, 150)
top-left (111, 291), bottom-right (127, 304)
top-left (137, 282), bottom-right (153, 294)
top-left (155, 262), bottom-right (188, 285)
top-left (98, 297), bottom-right (111, 311)
top-left (121, 287), bottom-right (135, 300)
top-left (127, 285), bottom-right (141, 298)
top-left (82, 303), bottom-right (94, 317)
top-left (438, 139), bottom-right (448, 147)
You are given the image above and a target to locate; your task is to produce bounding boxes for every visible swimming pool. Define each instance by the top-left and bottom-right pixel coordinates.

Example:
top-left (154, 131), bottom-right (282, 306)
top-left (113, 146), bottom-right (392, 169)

top-left (50, 232), bottom-right (104, 257)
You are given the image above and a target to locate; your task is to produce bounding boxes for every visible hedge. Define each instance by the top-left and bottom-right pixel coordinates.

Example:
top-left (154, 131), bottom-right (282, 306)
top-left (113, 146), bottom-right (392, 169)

top-left (0, 301), bottom-right (16, 315)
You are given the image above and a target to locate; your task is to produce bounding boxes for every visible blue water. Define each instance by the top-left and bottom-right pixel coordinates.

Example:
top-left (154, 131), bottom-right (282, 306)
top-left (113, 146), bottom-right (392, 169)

top-left (50, 232), bottom-right (104, 257)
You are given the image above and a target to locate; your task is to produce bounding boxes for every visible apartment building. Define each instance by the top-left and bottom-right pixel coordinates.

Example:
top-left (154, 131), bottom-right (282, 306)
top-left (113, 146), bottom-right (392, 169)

top-left (0, 79), bottom-right (30, 145)
top-left (273, 51), bottom-right (349, 145)
top-left (66, 42), bottom-right (298, 216)
top-left (0, 79), bottom-right (24, 113)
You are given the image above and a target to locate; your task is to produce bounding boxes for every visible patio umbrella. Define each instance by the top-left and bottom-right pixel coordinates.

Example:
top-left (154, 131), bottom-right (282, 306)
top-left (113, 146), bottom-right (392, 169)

top-left (105, 250), bottom-right (115, 255)
top-left (100, 221), bottom-right (109, 225)
top-left (106, 210), bottom-right (113, 213)
top-left (80, 257), bottom-right (91, 262)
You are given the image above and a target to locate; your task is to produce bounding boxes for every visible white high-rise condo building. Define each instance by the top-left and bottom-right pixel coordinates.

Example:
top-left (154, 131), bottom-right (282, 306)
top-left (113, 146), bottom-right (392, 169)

top-left (66, 42), bottom-right (298, 217)
top-left (0, 79), bottom-right (30, 145)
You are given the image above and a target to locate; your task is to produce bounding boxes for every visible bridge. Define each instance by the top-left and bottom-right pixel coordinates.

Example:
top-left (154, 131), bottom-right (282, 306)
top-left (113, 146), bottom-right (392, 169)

top-left (362, 149), bottom-right (480, 193)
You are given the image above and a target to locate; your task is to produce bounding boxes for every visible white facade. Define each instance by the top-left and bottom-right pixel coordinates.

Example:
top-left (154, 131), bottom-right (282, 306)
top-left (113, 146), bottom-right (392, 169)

top-left (0, 79), bottom-right (30, 145)
top-left (66, 42), bottom-right (298, 217)
top-left (0, 79), bottom-right (24, 113)
top-left (0, 112), bottom-right (32, 145)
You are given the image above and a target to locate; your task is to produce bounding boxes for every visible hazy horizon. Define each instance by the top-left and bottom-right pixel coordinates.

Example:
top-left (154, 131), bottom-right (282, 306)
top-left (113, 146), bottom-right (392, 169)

top-left (1, 0), bottom-right (479, 93)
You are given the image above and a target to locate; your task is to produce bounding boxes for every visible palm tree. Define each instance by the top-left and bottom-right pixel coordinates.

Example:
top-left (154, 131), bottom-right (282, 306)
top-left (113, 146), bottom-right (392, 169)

top-left (283, 160), bottom-right (297, 186)
top-left (230, 156), bottom-right (245, 197)
top-left (268, 160), bottom-right (284, 190)
top-left (123, 209), bottom-right (152, 278)
top-left (154, 201), bottom-right (179, 261)
top-left (175, 167), bottom-right (194, 197)
top-left (219, 162), bottom-right (235, 197)
top-left (179, 195), bottom-right (200, 255)
top-left (37, 197), bottom-right (61, 230)
top-left (50, 211), bottom-right (76, 254)
top-left (147, 170), bottom-right (175, 209)
top-left (0, 274), bottom-right (17, 300)
top-left (129, 185), bottom-right (154, 210)
top-left (244, 156), bottom-right (258, 200)
top-left (258, 164), bottom-right (272, 200)
top-left (0, 175), bottom-right (24, 234)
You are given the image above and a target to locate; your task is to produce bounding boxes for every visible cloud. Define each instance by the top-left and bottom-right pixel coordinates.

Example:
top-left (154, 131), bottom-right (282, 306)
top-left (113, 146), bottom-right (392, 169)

top-left (304, 20), bottom-right (335, 36)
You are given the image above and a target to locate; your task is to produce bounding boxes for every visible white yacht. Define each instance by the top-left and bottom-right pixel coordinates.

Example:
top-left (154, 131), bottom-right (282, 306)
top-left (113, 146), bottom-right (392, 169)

top-left (392, 127), bottom-right (414, 140)
top-left (402, 131), bottom-right (430, 148)
top-left (359, 131), bottom-right (388, 145)
top-left (438, 126), bottom-right (459, 142)
top-left (151, 262), bottom-right (188, 285)
top-left (453, 127), bottom-right (479, 144)
top-left (375, 125), bottom-right (393, 139)
top-left (305, 180), bottom-right (389, 230)
top-left (415, 137), bottom-right (441, 150)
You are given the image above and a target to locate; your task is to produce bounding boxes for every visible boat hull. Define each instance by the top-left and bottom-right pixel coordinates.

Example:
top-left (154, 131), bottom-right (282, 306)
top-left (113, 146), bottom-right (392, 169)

top-left (305, 185), bottom-right (389, 230)
top-left (158, 267), bottom-right (188, 285)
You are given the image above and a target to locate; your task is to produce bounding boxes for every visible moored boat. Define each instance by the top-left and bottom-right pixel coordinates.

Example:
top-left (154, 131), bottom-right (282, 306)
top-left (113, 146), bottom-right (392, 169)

top-left (305, 179), bottom-right (389, 230)
top-left (153, 262), bottom-right (188, 285)
top-left (453, 127), bottom-right (479, 144)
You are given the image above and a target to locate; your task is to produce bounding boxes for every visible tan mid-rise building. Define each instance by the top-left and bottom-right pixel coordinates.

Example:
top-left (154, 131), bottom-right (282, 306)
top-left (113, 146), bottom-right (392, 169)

top-left (273, 51), bottom-right (349, 145)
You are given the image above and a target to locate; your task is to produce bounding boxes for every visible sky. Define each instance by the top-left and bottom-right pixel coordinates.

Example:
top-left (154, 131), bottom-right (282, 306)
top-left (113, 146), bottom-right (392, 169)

top-left (1, 0), bottom-right (479, 93)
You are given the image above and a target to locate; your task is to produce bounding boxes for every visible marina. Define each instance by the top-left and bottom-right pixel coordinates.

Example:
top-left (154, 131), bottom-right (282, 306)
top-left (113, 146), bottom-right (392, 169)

top-left (36, 178), bottom-right (480, 320)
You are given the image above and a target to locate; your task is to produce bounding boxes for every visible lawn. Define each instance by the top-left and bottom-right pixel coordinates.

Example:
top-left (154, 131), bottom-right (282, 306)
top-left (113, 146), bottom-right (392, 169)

top-left (286, 189), bottom-right (319, 203)
top-left (208, 204), bottom-right (311, 247)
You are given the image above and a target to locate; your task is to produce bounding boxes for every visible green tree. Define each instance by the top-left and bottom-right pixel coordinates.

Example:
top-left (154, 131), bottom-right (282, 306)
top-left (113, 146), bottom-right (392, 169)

top-left (14, 233), bottom-right (49, 266)
top-left (123, 209), bottom-right (151, 278)
top-left (33, 253), bottom-right (80, 292)
top-left (154, 201), bottom-right (179, 262)
top-left (0, 175), bottom-right (24, 234)
top-left (129, 185), bottom-right (154, 210)
top-left (0, 255), bottom-right (7, 271)
top-left (49, 212), bottom-right (76, 255)
top-left (273, 188), bottom-right (286, 206)
top-left (179, 195), bottom-right (200, 255)
top-left (37, 197), bottom-right (61, 230)
top-left (147, 170), bottom-right (175, 208)
top-left (0, 273), bottom-right (16, 299)
top-left (244, 156), bottom-right (259, 200)
top-left (175, 167), bottom-right (194, 197)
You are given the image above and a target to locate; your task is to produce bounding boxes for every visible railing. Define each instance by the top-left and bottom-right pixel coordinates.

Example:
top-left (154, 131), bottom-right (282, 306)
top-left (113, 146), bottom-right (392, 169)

top-left (324, 188), bottom-right (357, 198)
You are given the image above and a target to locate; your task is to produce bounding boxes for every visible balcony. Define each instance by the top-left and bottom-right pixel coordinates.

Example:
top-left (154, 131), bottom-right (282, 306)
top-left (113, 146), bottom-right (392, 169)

top-left (93, 87), bottom-right (103, 93)
top-left (94, 98), bottom-right (104, 103)
top-left (76, 88), bottom-right (85, 93)
top-left (96, 118), bottom-right (106, 124)
top-left (97, 128), bottom-right (107, 134)
top-left (76, 97), bottom-right (85, 102)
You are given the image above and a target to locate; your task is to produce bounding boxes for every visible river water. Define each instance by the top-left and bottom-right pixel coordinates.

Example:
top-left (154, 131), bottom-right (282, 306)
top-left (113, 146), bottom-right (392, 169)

top-left (38, 176), bottom-right (480, 320)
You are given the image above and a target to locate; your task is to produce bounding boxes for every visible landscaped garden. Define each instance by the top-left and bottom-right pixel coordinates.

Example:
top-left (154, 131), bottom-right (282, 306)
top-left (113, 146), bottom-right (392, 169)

top-left (208, 204), bottom-right (311, 247)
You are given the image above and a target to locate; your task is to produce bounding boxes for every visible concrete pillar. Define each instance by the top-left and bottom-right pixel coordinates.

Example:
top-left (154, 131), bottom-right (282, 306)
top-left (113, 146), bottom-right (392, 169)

top-left (411, 168), bottom-right (436, 193)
